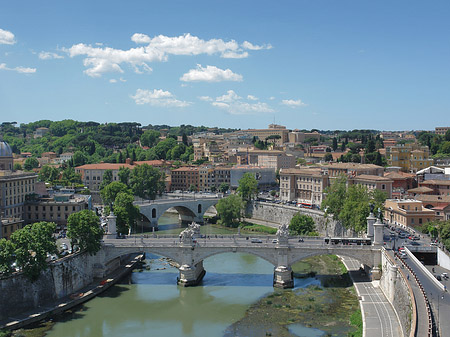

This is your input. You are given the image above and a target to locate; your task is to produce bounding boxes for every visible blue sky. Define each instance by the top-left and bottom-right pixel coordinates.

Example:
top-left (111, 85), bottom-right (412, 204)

top-left (1, 0), bottom-right (449, 131)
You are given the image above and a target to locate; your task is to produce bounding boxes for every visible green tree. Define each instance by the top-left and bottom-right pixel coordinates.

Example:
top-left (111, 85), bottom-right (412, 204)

top-left (189, 184), bottom-right (198, 192)
top-left (129, 164), bottom-right (165, 199)
top-left (113, 192), bottom-right (140, 235)
top-left (332, 137), bottom-right (338, 151)
top-left (0, 238), bottom-right (16, 276)
top-left (67, 210), bottom-right (103, 255)
top-left (321, 175), bottom-right (347, 220)
top-left (216, 195), bottom-right (243, 227)
top-left (13, 163), bottom-right (22, 171)
top-left (140, 130), bottom-right (160, 147)
top-left (100, 181), bottom-right (131, 205)
top-left (118, 166), bottom-right (131, 185)
top-left (219, 183), bottom-right (229, 193)
top-left (289, 213), bottom-right (316, 235)
top-left (100, 169), bottom-right (113, 191)
top-left (61, 166), bottom-right (82, 185)
top-left (237, 173), bottom-right (258, 202)
top-left (38, 165), bottom-right (60, 183)
top-left (72, 151), bottom-right (87, 167)
top-left (11, 222), bottom-right (57, 281)
top-left (339, 184), bottom-right (371, 233)
top-left (24, 157), bottom-right (39, 171)
top-left (324, 153), bottom-right (333, 162)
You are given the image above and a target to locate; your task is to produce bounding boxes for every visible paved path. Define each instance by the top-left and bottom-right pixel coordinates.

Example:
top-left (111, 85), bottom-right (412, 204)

top-left (341, 256), bottom-right (402, 337)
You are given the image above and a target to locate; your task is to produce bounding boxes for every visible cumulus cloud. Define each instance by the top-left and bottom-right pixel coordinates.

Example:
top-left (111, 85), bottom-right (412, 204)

top-left (0, 28), bottom-right (15, 45)
top-left (38, 51), bottom-right (64, 60)
top-left (209, 90), bottom-right (274, 115)
top-left (65, 33), bottom-right (271, 77)
top-left (247, 95), bottom-right (258, 101)
top-left (0, 63), bottom-right (36, 74)
top-left (109, 79), bottom-right (117, 83)
top-left (180, 64), bottom-right (242, 82)
top-left (281, 99), bottom-right (306, 107)
top-left (198, 96), bottom-right (213, 101)
top-left (131, 89), bottom-right (191, 107)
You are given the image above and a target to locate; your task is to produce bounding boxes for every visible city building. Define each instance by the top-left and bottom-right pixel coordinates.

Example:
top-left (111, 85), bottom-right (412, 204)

top-left (386, 144), bottom-right (433, 173)
top-left (230, 165), bottom-right (276, 189)
top-left (435, 127), bottom-right (450, 136)
top-left (419, 180), bottom-right (450, 196)
top-left (288, 130), bottom-right (321, 144)
top-left (24, 194), bottom-right (90, 229)
top-left (279, 168), bottom-right (328, 207)
top-left (0, 140), bottom-right (13, 171)
top-left (349, 175), bottom-right (393, 198)
top-left (416, 166), bottom-right (450, 183)
top-left (324, 163), bottom-right (385, 178)
top-left (384, 171), bottom-right (416, 199)
top-left (244, 124), bottom-right (290, 145)
top-left (384, 199), bottom-right (435, 228)
top-left (170, 167), bottom-right (199, 191)
top-left (33, 127), bottom-right (50, 138)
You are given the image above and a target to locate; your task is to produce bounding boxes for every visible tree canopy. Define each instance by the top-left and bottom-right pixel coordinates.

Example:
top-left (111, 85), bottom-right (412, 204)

top-left (289, 213), bottom-right (317, 236)
top-left (129, 164), bottom-right (165, 200)
top-left (67, 210), bottom-right (103, 255)
top-left (216, 194), bottom-right (243, 227)
top-left (100, 181), bottom-right (131, 206)
top-left (237, 173), bottom-right (258, 202)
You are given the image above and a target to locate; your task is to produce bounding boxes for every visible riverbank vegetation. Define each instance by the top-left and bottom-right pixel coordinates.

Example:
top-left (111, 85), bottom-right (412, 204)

top-left (226, 255), bottom-right (362, 337)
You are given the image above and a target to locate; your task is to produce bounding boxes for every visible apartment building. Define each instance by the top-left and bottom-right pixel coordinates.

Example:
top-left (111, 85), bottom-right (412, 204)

top-left (324, 163), bottom-right (385, 178)
top-left (25, 194), bottom-right (90, 229)
top-left (244, 124), bottom-right (290, 145)
top-left (349, 174), bottom-right (392, 198)
top-left (279, 168), bottom-right (328, 207)
top-left (170, 167), bottom-right (200, 191)
top-left (419, 180), bottom-right (450, 196)
top-left (230, 165), bottom-right (276, 189)
top-left (435, 127), bottom-right (450, 136)
top-left (0, 170), bottom-right (37, 219)
top-left (384, 199), bottom-right (435, 228)
top-left (386, 144), bottom-right (433, 173)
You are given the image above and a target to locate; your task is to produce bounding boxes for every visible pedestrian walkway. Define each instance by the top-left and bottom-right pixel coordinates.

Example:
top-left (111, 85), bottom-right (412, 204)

top-left (341, 256), bottom-right (402, 337)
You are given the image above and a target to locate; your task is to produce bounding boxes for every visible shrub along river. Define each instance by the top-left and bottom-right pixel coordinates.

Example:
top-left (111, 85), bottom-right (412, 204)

top-left (14, 213), bottom-right (362, 337)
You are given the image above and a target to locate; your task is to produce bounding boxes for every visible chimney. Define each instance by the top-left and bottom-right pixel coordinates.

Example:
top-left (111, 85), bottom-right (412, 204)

top-left (126, 158), bottom-right (132, 165)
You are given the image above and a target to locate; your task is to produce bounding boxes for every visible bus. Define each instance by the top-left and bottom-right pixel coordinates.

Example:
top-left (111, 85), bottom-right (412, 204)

top-left (324, 237), bottom-right (372, 245)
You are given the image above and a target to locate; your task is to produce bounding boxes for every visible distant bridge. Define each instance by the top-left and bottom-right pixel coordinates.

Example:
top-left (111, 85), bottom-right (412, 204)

top-left (134, 196), bottom-right (221, 227)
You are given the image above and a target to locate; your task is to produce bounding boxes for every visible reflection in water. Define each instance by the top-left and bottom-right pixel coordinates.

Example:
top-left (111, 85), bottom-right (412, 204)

top-left (46, 215), bottom-right (326, 337)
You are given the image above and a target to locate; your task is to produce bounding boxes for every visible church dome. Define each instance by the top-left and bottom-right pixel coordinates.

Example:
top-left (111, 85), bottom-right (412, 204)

top-left (0, 141), bottom-right (13, 157)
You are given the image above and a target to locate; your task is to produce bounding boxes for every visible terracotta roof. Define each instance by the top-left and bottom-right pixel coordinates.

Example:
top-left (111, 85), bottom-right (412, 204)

top-left (407, 186), bottom-right (434, 193)
top-left (172, 166), bottom-right (199, 172)
top-left (280, 168), bottom-right (322, 176)
top-left (416, 195), bottom-right (450, 203)
top-left (352, 174), bottom-right (392, 182)
top-left (76, 163), bottom-right (134, 170)
top-left (326, 163), bottom-right (383, 170)
top-left (384, 172), bottom-right (412, 180)
top-left (420, 180), bottom-right (450, 186)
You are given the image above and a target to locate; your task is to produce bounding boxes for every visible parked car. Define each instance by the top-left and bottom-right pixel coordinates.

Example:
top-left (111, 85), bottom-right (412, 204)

top-left (272, 239), bottom-right (278, 244)
top-left (251, 238), bottom-right (263, 243)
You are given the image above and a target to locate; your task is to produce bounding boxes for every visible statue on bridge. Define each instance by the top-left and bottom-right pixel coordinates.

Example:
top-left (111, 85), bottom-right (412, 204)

top-left (276, 223), bottom-right (289, 244)
top-left (188, 222), bottom-right (200, 235)
top-left (180, 227), bottom-right (194, 245)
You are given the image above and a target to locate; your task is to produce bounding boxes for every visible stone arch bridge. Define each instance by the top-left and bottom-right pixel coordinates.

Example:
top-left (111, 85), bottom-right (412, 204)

top-left (94, 236), bottom-right (382, 288)
top-left (135, 197), bottom-right (220, 227)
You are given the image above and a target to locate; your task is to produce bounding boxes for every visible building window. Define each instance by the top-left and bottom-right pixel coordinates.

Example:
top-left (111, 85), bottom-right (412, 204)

top-left (419, 218), bottom-right (422, 224)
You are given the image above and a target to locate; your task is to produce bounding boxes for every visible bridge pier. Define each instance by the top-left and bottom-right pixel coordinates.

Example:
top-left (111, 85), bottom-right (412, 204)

top-left (273, 265), bottom-right (294, 288)
top-left (178, 261), bottom-right (206, 287)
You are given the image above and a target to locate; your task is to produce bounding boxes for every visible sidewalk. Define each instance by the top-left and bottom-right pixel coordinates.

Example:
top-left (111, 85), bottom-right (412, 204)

top-left (0, 254), bottom-right (143, 330)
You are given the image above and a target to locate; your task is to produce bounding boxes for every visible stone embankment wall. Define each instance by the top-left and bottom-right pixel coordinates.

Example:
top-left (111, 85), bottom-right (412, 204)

top-left (247, 201), bottom-right (352, 237)
top-left (0, 252), bottom-right (97, 321)
top-left (379, 249), bottom-right (414, 337)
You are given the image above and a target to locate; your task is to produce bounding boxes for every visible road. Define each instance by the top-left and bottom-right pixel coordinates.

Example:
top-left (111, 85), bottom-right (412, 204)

top-left (341, 256), bottom-right (402, 337)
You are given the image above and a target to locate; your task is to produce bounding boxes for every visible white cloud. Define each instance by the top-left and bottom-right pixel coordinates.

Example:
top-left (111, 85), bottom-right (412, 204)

top-left (0, 28), bottom-right (15, 45)
top-left (0, 63), bottom-right (36, 74)
top-left (209, 90), bottom-right (274, 115)
top-left (198, 96), bottom-right (212, 101)
top-left (281, 99), bottom-right (307, 107)
top-left (109, 79), bottom-right (117, 83)
top-left (247, 95), bottom-right (258, 101)
top-left (269, 96), bottom-right (276, 100)
top-left (38, 51), bottom-right (64, 60)
top-left (65, 33), bottom-right (271, 77)
top-left (131, 33), bottom-right (152, 44)
top-left (131, 89), bottom-right (191, 107)
top-left (241, 41), bottom-right (272, 50)
top-left (180, 64), bottom-right (242, 82)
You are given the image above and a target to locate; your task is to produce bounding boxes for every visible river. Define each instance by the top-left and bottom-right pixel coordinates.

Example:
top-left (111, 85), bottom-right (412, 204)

top-left (42, 213), bottom-right (355, 337)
